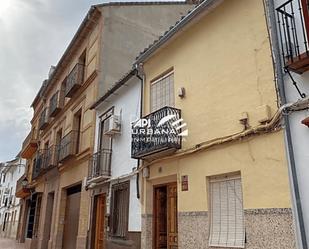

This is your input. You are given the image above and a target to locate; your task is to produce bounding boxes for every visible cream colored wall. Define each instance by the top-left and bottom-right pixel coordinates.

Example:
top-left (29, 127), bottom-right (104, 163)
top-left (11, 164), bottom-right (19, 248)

top-left (144, 0), bottom-right (277, 149)
top-left (142, 0), bottom-right (291, 213)
top-left (143, 132), bottom-right (291, 213)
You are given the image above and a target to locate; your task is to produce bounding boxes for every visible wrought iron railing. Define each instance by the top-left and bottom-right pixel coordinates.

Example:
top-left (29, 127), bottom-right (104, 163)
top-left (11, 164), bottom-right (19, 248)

top-left (276, 0), bottom-right (309, 72)
top-left (49, 90), bottom-right (64, 117)
top-left (31, 146), bottom-right (58, 179)
top-left (131, 106), bottom-right (182, 159)
top-left (32, 153), bottom-right (44, 179)
top-left (42, 146), bottom-right (58, 169)
top-left (39, 108), bottom-right (49, 130)
top-left (65, 63), bottom-right (85, 97)
top-left (58, 131), bottom-right (79, 162)
top-left (88, 149), bottom-right (112, 180)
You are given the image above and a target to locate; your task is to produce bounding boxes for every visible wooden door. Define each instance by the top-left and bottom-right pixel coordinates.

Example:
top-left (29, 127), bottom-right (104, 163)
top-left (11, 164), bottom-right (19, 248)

top-left (62, 187), bottom-right (81, 249)
top-left (301, 0), bottom-right (309, 38)
top-left (94, 194), bottom-right (105, 249)
top-left (167, 183), bottom-right (178, 249)
top-left (154, 187), bottom-right (167, 249)
top-left (154, 183), bottom-right (178, 249)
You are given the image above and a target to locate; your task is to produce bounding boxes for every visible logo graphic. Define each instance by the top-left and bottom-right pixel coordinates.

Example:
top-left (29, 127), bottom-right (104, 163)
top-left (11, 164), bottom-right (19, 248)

top-left (131, 114), bottom-right (188, 144)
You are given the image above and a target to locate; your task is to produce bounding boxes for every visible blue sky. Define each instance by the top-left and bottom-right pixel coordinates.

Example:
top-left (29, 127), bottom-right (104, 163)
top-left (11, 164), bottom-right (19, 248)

top-left (0, 0), bottom-right (105, 162)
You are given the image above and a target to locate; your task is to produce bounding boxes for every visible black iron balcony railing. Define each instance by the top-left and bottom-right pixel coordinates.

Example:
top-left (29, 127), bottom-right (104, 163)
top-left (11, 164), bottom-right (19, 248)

top-left (32, 153), bottom-right (44, 180)
top-left (131, 106), bottom-right (182, 159)
top-left (32, 147), bottom-right (58, 179)
top-left (276, 0), bottom-right (309, 73)
top-left (42, 146), bottom-right (58, 169)
top-left (65, 63), bottom-right (85, 97)
top-left (49, 90), bottom-right (64, 117)
top-left (58, 131), bottom-right (79, 163)
top-left (39, 108), bottom-right (49, 130)
top-left (88, 149), bottom-right (112, 181)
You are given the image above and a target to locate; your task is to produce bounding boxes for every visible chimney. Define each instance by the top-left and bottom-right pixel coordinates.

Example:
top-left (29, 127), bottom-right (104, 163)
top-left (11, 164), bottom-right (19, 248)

top-left (48, 65), bottom-right (56, 79)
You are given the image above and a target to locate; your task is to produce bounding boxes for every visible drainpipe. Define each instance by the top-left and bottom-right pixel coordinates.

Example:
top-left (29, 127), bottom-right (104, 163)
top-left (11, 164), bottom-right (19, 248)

top-left (265, 1), bottom-right (308, 248)
top-left (134, 65), bottom-right (144, 199)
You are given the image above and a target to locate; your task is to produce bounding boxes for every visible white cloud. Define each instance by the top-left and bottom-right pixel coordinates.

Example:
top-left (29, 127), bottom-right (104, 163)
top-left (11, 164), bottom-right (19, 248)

top-left (0, 0), bottom-right (103, 161)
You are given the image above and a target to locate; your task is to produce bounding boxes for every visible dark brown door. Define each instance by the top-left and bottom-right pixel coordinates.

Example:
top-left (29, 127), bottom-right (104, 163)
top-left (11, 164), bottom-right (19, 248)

top-left (154, 187), bottom-right (167, 249)
top-left (62, 186), bottom-right (81, 249)
top-left (154, 183), bottom-right (178, 249)
top-left (94, 194), bottom-right (105, 249)
top-left (167, 183), bottom-right (178, 249)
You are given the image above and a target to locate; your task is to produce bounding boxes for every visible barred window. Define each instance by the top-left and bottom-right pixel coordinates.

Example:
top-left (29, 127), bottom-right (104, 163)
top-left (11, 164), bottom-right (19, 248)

top-left (150, 71), bottom-right (174, 112)
top-left (209, 175), bottom-right (245, 248)
top-left (111, 181), bottom-right (129, 238)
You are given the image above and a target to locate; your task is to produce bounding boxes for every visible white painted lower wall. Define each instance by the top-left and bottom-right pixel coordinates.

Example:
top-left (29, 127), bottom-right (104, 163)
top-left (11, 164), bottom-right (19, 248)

top-left (95, 75), bottom-right (141, 232)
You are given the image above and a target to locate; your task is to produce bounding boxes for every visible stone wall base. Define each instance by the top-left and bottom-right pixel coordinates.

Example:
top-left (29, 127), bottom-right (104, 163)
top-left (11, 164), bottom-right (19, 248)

top-left (142, 208), bottom-right (296, 249)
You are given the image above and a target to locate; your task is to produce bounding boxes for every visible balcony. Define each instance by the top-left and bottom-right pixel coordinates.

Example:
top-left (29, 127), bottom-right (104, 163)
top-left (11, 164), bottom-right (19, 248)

top-left (49, 90), bottom-right (64, 117)
top-left (16, 175), bottom-right (29, 197)
top-left (276, 0), bottom-right (309, 74)
top-left (21, 129), bottom-right (38, 159)
top-left (131, 106), bottom-right (182, 159)
top-left (58, 131), bottom-right (79, 163)
top-left (88, 149), bottom-right (112, 183)
top-left (39, 108), bottom-right (49, 130)
top-left (32, 153), bottom-right (44, 180)
top-left (65, 63), bottom-right (85, 97)
top-left (31, 147), bottom-right (58, 180)
top-left (42, 146), bottom-right (59, 170)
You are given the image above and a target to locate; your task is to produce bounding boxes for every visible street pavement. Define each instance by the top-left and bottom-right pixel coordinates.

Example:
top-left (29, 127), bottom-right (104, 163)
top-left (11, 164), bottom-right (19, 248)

top-left (0, 238), bottom-right (25, 249)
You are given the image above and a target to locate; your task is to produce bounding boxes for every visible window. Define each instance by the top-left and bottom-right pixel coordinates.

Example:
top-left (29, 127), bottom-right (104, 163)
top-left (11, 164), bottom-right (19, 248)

top-left (73, 110), bottom-right (82, 154)
top-left (150, 71), bottom-right (174, 112)
top-left (111, 181), bottom-right (129, 238)
top-left (208, 174), bottom-right (245, 248)
top-left (78, 50), bottom-right (86, 82)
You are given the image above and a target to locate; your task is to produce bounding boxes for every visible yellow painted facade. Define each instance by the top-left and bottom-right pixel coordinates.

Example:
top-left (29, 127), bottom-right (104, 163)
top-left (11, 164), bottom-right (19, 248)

top-left (141, 0), bottom-right (291, 213)
top-left (17, 8), bottom-right (102, 249)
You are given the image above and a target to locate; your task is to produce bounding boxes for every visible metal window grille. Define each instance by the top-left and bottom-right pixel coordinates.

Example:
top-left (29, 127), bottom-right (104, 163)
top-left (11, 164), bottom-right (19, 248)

top-left (151, 72), bottom-right (174, 112)
top-left (209, 176), bottom-right (245, 248)
top-left (111, 181), bottom-right (129, 238)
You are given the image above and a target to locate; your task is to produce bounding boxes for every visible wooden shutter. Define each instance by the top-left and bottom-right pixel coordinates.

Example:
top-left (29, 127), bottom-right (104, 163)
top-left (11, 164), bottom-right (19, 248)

top-left (209, 176), bottom-right (245, 248)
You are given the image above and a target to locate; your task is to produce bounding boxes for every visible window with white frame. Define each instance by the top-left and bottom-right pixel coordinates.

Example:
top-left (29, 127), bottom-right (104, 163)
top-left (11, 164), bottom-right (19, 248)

top-left (150, 71), bottom-right (174, 112)
top-left (208, 174), bottom-right (245, 248)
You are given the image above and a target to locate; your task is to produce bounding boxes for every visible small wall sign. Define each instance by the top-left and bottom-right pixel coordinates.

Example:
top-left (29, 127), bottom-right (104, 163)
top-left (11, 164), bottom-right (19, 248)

top-left (181, 175), bottom-right (189, 191)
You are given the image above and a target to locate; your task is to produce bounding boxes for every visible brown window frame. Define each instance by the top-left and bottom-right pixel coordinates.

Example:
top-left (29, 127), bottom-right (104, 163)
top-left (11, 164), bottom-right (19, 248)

top-left (110, 181), bottom-right (130, 239)
top-left (301, 0), bottom-right (309, 37)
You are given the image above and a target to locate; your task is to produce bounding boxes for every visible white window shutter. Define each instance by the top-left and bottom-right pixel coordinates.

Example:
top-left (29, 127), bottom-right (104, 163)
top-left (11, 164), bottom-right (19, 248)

top-left (150, 72), bottom-right (174, 112)
top-left (209, 176), bottom-right (245, 248)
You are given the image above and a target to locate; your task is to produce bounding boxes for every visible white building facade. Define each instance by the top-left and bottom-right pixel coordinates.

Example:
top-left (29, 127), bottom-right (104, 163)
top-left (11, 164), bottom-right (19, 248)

top-left (266, 0), bottom-right (309, 248)
top-left (0, 157), bottom-right (25, 239)
top-left (87, 70), bottom-right (142, 249)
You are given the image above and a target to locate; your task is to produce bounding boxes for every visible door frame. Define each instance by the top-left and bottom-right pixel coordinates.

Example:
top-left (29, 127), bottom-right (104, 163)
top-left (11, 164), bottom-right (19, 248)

top-left (152, 182), bottom-right (178, 249)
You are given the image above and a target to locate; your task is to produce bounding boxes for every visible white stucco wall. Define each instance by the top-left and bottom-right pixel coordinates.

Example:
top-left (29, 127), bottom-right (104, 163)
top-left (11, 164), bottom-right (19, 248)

top-left (0, 157), bottom-right (25, 238)
top-left (95, 75), bottom-right (141, 231)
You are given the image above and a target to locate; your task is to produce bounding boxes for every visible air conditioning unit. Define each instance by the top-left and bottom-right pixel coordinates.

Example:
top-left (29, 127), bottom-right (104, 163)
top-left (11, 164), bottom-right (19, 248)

top-left (103, 115), bottom-right (121, 136)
